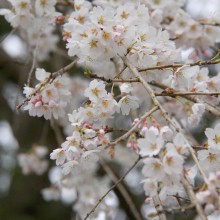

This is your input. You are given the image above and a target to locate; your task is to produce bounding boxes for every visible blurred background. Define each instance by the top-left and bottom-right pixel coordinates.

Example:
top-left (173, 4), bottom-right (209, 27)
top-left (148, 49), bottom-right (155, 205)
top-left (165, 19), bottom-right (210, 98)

top-left (0, 0), bottom-right (220, 220)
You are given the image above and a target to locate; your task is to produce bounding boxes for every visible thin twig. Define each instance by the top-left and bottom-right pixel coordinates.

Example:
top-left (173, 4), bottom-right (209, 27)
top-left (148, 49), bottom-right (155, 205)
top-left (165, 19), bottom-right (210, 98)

top-left (197, 19), bottom-right (220, 26)
top-left (104, 127), bottom-right (129, 133)
top-left (99, 158), bottom-right (143, 220)
top-left (181, 176), bottom-right (207, 220)
top-left (39, 121), bottom-right (49, 145)
top-left (84, 156), bottom-right (141, 220)
top-left (89, 73), bottom-right (220, 114)
top-left (27, 44), bottom-right (39, 86)
top-left (89, 73), bottom-right (220, 99)
top-left (155, 91), bottom-right (220, 96)
top-left (149, 80), bottom-right (220, 117)
top-left (89, 73), bottom-right (140, 83)
top-left (149, 203), bottom-right (195, 216)
top-left (114, 65), bottom-right (127, 79)
top-left (153, 193), bottom-right (167, 220)
top-left (138, 59), bottom-right (220, 72)
top-left (110, 106), bottom-right (159, 146)
top-left (210, 46), bottom-right (220, 53)
top-left (50, 119), bottom-right (64, 146)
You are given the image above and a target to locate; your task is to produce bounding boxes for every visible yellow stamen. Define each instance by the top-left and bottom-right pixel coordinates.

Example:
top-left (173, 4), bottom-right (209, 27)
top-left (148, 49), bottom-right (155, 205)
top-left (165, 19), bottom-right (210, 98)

top-left (89, 40), bottom-right (98, 48)
top-left (120, 11), bottom-right (129, 19)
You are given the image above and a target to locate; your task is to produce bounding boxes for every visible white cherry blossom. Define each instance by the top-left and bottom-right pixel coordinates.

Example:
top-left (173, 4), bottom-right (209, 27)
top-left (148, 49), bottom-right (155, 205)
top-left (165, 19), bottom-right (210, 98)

top-left (205, 123), bottom-right (220, 150)
top-left (197, 149), bottom-right (220, 175)
top-left (138, 130), bottom-right (164, 157)
top-left (84, 79), bottom-right (107, 102)
top-left (118, 95), bottom-right (139, 115)
top-left (162, 151), bottom-right (184, 175)
top-left (50, 148), bottom-right (66, 165)
top-left (142, 158), bottom-right (165, 181)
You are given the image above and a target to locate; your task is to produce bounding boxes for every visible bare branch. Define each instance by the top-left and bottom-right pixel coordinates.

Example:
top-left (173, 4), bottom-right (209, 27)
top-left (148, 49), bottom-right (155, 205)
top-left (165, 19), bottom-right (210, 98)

top-left (155, 91), bottom-right (220, 96)
top-left (84, 156), bottom-right (141, 220)
top-left (149, 203), bottom-right (194, 217)
top-left (99, 158), bottom-right (143, 220)
top-left (50, 119), bottom-right (64, 146)
top-left (149, 80), bottom-right (220, 117)
top-left (138, 59), bottom-right (220, 72)
top-left (110, 106), bottom-right (159, 146)
top-left (153, 193), bottom-right (167, 220)
top-left (197, 19), bottom-right (220, 26)
top-left (27, 44), bottom-right (39, 86)
top-left (181, 176), bottom-right (208, 220)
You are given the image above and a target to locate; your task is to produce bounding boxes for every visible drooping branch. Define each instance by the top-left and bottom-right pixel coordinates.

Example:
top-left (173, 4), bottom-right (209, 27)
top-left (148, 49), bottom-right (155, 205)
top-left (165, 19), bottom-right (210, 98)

top-left (124, 58), bottom-right (209, 182)
top-left (138, 58), bottom-right (220, 72)
top-left (122, 56), bottom-right (209, 219)
top-left (153, 193), bottom-right (167, 220)
top-left (181, 176), bottom-right (207, 220)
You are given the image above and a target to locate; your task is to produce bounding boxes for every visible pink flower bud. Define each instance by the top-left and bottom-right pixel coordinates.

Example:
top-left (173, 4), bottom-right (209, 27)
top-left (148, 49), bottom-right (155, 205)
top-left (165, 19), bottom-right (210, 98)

top-left (55, 16), bottom-right (65, 25)
top-left (85, 123), bottom-right (92, 129)
top-left (134, 118), bottom-right (139, 123)
top-left (196, 190), bottom-right (215, 204)
top-left (99, 129), bottom-right (105, 135)
top-left (114, 25), bottom-right (125, 33)
top-left (216, 171), bottom-right (220, 180)
top-left (127, 142), bottom-right (132, 148)
top-left (35, 101), bottom-right (42, 108)
top-left (94, 137), bottom-right (99, 145)
top-left (140, 126), bottom-right (147, 135)
top-left (49, 100), bottom-right (57, 108)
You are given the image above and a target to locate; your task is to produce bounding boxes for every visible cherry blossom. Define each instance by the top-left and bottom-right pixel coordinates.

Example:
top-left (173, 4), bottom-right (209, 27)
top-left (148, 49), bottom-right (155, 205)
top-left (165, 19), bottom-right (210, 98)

top-left (205, 123), bottom-right (220, 150)
top-left (50, 148), bottom-right (66, 165)
top-left (118, 95), bottom-right (139, 115)
top-left (2, 0), bottom-right (220, 219)
top-left (138, 129), bottom-right (164, 157)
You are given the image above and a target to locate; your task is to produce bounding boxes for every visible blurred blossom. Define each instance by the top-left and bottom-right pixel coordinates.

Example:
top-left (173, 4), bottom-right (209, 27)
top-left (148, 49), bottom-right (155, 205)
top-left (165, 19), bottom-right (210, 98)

top-left (2, 34), bottom-right (27, 59)
top-left (186, 0), bottom-right (220, 18)
top-left (0, 121), bottom-right (18, 151)
top-left (0, 121), bottom-right (18, 195)
top-left (2, 82), bottom-right (23, 113)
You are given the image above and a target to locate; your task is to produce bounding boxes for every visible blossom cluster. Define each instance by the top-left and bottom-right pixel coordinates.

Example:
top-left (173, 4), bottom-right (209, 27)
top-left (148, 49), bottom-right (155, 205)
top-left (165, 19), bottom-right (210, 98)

top-left (160, 65), bottom-right (220, 127)
top-left (18, 145), bottom-right (48, 175)
top-left (23, 68), bottom-right (71, 119)
top-left (94, 0), bottom-right (220, 49)
top-left (50, 79), bottom-right (139, 175)
top-left (0, 0), bottom-right (60, 60)
top-left (63, 0), bottom-right (179, 78)
top-left (1, 0), bottom-right (220, 219)
top-left (198, 123), bottom-right (220, 175)
top-left (42, 164), bottom-right (118, 219)
top-left (137, 124), bottom-right (187, 203)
